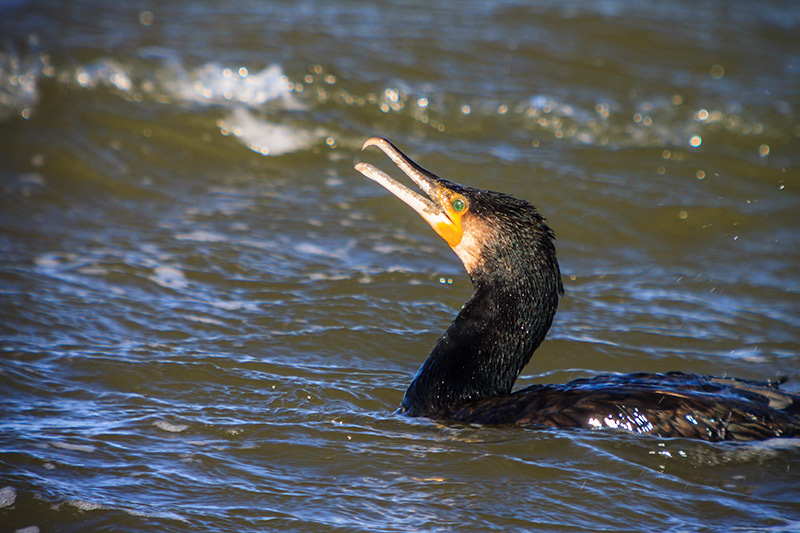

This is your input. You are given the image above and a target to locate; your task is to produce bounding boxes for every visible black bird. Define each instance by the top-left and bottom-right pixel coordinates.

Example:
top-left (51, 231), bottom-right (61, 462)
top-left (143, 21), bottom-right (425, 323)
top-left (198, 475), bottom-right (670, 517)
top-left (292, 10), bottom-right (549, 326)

top-left (355, 137), bottom-right (800, 442)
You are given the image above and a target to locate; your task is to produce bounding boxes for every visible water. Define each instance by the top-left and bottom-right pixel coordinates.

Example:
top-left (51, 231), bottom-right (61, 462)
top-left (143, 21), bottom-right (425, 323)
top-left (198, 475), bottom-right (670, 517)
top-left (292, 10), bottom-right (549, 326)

top-left (1, 1), bottom-right (799, 531)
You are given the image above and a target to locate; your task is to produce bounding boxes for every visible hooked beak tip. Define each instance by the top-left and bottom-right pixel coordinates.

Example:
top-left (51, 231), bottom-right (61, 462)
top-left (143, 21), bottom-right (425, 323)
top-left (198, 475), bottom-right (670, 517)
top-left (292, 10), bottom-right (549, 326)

top-left (361, 136), bottom-right (389, 151)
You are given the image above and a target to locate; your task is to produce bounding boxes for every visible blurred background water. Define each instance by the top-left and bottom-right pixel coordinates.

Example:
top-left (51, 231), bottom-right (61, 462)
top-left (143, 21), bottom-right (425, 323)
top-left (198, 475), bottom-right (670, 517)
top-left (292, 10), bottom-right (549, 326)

top-left (1, 1), bottom-right (799, 531)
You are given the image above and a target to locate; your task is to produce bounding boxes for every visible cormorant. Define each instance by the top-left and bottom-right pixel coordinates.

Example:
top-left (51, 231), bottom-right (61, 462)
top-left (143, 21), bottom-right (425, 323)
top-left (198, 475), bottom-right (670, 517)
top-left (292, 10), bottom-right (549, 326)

top-left (355, 137), bottom-right (800, 442)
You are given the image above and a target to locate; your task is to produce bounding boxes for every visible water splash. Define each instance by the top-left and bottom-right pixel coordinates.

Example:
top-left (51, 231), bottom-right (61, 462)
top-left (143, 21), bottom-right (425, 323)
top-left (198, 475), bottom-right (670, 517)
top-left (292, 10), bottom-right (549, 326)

top-left (162, 61), bottom-right (304, 110)
top-left (0, 37), bottom-right (50, 120)
top-left (217, 107), bottom-right (324, 156)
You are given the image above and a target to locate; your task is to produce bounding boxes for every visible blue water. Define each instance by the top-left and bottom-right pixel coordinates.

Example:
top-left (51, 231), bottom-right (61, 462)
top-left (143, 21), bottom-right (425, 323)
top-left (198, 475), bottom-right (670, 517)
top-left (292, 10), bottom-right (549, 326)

top-left (1, 1), bottom-right (799, 531)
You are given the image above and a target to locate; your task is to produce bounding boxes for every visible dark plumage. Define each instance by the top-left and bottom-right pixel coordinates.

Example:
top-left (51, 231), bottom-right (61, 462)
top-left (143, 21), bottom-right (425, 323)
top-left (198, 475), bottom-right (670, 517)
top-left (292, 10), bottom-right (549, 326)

top-left (355, 137), bottom-right (800, 442)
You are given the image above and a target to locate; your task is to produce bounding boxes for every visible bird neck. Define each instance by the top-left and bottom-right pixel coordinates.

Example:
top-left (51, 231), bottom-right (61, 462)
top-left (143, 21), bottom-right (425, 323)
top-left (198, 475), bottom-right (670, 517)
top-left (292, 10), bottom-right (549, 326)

top-left (401, 252), bottom-right (561, 416)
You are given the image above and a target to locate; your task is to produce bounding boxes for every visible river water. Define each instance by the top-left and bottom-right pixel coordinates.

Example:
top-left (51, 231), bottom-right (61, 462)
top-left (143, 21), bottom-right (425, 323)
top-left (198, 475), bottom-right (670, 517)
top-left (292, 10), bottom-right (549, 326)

top-left (1, 1), bottom-right (799, 531)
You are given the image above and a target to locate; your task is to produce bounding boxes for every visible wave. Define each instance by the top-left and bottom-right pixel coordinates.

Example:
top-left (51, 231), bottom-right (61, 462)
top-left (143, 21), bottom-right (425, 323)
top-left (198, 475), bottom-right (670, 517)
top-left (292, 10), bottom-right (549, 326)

top-left (0, 41), bottom-right (793, 157)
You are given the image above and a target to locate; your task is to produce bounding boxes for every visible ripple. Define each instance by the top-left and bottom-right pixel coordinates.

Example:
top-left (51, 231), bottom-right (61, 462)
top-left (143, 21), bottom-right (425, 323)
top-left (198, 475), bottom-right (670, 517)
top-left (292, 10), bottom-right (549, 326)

top-left (1, 2), bottom-right (798, 532)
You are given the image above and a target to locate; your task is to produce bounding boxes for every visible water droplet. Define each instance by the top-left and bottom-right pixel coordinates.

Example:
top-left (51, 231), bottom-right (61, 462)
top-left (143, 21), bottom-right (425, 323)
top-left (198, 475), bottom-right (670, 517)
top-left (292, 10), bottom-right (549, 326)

top-left (139, 10), bottom-right (154, 25)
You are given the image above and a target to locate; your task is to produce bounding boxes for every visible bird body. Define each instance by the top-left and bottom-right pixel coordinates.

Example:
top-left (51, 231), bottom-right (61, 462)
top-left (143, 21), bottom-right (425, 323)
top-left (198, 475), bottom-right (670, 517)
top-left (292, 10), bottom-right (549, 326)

top-left (355, 137), bottom-right (800, 442)
top-left (448, 372), bottom-right (799, 441)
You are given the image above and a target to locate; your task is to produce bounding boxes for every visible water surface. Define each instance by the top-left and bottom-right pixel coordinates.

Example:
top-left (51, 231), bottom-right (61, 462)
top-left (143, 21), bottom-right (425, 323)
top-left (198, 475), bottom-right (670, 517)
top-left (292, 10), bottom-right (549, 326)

top-left (1, 1), bottom-right (799, 531)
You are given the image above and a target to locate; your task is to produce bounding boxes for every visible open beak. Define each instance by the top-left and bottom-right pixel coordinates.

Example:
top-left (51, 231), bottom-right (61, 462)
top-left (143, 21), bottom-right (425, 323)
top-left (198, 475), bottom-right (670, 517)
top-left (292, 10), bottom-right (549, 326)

top-left (355, 137), bottom-right (465, 247)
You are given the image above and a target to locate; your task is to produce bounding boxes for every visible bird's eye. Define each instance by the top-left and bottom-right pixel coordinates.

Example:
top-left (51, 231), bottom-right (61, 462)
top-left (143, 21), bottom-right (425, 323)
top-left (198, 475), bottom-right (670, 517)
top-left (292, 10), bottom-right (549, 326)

top-left (452, 198), bottom-right (466, 212)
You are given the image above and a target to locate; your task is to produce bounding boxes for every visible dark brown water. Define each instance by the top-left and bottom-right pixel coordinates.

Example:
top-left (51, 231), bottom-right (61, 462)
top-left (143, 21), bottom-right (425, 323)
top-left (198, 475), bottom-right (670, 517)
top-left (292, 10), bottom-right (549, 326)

top-left (1, 1), bottom-right (799, 531)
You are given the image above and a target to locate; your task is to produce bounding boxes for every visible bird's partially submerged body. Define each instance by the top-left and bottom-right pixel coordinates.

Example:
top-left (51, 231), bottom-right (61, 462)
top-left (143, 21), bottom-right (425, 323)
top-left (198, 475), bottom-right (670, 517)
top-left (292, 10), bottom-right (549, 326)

top-left (355, 137), bottom-right (800, 442)
top-left (448, 372), bottom-right (799, 441)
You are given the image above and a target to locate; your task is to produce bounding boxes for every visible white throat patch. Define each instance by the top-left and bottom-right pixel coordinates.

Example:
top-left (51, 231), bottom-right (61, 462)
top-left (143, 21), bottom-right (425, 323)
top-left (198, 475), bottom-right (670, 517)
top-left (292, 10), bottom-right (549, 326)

top-left (451, 216), bottom-right (495, 274)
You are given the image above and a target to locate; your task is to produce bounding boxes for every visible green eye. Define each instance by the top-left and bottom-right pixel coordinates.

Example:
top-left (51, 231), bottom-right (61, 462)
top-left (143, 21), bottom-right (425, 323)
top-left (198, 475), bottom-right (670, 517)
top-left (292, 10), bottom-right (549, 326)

top-left (452, 198), bottom-right (466, 212)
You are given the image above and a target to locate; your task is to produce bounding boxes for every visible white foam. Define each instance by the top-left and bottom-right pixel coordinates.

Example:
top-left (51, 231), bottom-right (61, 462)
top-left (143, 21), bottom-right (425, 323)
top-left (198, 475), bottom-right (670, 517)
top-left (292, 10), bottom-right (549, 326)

top-left (67, 500), bottom-right (105, 512)
top-left (183, 314), bottom-right (226, 326)
top-left (294, 241), bottom-right (351, 260)
top-left (0, 486), bottom-right (16, 508)
top-left (0, 47), bottom-right (41, 119)
top-left (153, 420), bottom-right (189, 433)
top-left (166, 62), bottom-right (303, 109)
top-left (207, 299), bottom-right (261, 312)
top-left (73, 59), bottom-right (133, 92)
top-left (123, 507), bottom-right (188, 522)
top-left (51, 441), bottom-right (96, 453)
top-left (150, 265), bottom-right (188, 290)
top-left (174, 230), bottom-right (228, 242)
top-left (218, 107), bottom-right (323, 156)
top-left (34, 253), bottom-right (63, 269)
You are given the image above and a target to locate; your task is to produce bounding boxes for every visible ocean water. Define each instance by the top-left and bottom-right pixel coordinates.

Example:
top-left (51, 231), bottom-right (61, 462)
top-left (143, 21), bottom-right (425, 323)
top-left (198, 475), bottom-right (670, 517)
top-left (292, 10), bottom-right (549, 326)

top-left (1, 1), bottom-right (799, 531)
